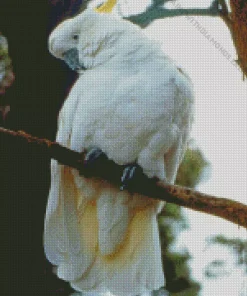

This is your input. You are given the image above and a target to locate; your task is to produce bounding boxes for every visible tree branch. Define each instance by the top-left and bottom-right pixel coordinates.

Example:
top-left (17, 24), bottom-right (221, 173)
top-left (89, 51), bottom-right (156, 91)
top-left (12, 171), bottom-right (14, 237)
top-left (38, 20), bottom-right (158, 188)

top-left (126, 7), bottom-right (219, 28)
top-left (218, 0), bottom-right (232, 27)
top-left (0, 126), bottom-right (247, 229)
top-left (228, 0), bottom-right (247, 79)
top-left (124, 0), bottom-right (247, 78)
top-left (125, 1), bottom-right (220, 28)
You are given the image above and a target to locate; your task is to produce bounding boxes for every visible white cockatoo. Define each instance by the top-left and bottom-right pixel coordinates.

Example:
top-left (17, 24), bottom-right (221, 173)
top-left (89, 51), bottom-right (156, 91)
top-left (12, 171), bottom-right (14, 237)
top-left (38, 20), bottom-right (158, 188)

top-left (44, 5), bottom-right (194, 296)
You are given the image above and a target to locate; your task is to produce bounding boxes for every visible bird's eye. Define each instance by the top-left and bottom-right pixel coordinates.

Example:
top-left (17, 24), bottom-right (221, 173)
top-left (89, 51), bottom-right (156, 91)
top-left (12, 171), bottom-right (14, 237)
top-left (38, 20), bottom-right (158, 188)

top-left (73, 34), bottom-right (79, 41)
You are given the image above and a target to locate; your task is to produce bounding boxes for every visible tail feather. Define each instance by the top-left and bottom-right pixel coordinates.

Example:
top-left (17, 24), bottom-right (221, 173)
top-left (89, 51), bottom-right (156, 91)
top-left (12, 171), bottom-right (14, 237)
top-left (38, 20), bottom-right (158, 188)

top-left (56, 199), bottom-right (99, 281)
top-left (97, 189), bottom-right (130, 255)
top-left (44, 160), bottom-right (68, 265)
top-left (44, 161), bottom-right (165, 295)
top-left (45, 163), bottom-right (97, 279)
top-left (105, 208), bottom-right (164, 295)
top-left (71, 207), bottom-right (164, 295)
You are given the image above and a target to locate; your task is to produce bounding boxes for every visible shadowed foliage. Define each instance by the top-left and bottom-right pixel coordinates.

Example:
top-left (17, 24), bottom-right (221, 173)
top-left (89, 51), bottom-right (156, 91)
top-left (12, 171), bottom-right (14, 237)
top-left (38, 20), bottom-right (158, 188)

top-left (210, 235), bottom-right (247, 273)
top-left (158, 148), bottom-right (209, 295)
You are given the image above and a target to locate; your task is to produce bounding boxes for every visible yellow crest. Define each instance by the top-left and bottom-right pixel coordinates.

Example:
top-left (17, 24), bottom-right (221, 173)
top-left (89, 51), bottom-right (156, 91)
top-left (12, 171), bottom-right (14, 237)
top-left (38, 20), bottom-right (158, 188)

top-left (94, 0), bottom-right (117, 13)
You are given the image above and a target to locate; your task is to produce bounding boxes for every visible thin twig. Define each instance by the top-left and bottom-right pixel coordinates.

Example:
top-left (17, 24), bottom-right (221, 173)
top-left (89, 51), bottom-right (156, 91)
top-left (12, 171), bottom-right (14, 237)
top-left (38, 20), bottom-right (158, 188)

top-left (218, 0), bottom-right (232, 27)
top-left (0, 126), bottom-right (247, 229)
top-left (125, 0), bottom-right (247, 77)
top-left (229, 0), bottom-right (247, 79)
top-left (126, 6), bottom-right (220, 28)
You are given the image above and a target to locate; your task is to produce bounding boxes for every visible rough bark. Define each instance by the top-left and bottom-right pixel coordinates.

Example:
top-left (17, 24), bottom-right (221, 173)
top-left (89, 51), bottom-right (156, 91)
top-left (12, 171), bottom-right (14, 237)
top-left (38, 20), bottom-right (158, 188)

top-left (1, 127), bottom-right (247, 229)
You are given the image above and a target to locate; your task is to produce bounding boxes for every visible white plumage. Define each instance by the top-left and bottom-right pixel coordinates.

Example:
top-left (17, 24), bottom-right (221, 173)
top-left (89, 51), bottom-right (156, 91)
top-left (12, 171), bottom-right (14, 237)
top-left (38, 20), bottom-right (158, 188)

top-left (44, 8), bottom-right (194, 295)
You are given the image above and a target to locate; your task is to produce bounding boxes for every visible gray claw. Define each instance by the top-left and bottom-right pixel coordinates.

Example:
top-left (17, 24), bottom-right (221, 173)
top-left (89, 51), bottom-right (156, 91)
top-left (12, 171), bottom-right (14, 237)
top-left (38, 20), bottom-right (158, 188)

top-left (83, 147), bottom-right (107, 177)
top-left (120, 164), bottom-right (143, 191)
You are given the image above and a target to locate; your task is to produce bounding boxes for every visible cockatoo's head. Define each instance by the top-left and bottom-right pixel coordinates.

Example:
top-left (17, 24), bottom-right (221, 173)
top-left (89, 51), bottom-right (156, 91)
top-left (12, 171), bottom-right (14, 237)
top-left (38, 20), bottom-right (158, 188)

top-left (48, 8), bottom-right (138, 71)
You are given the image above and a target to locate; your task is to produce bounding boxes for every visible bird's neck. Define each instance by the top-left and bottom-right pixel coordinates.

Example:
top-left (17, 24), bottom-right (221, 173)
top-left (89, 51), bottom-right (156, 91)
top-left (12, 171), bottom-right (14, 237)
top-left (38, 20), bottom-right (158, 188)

top-left (82, 30), bottom-right (164, 71)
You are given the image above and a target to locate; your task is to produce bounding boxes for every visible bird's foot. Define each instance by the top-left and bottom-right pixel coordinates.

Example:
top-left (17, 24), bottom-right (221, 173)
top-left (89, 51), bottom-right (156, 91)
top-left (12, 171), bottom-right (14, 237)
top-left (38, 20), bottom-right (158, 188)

top-left (84, 147), bottom-right (106, 166)
top-left (120, 164), bottom-right (145, 192)
top-left (82, 147), bottom-right (108, 178)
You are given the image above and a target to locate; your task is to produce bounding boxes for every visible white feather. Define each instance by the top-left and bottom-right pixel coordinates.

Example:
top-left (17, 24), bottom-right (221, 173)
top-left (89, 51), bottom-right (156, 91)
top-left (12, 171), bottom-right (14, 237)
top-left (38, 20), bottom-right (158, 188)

top-left (44, 8), bottom-right (194, 296)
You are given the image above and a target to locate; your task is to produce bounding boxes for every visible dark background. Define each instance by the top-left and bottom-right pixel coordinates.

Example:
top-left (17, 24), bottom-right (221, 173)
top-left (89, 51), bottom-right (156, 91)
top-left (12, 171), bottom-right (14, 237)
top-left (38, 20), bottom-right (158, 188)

top-left (0, 1), bottom-right (83, 295)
